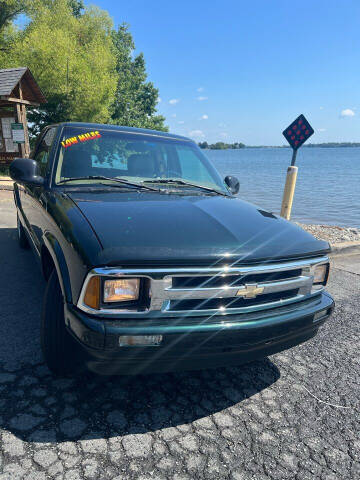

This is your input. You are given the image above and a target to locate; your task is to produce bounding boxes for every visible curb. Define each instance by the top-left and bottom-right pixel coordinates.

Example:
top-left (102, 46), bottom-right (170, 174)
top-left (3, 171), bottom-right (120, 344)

top-left (0, 184), bottom-right (13, 191)
top-left (0, 177), bottom-right (13, 191)
top-left (330, 241), bottom-right (360, 257)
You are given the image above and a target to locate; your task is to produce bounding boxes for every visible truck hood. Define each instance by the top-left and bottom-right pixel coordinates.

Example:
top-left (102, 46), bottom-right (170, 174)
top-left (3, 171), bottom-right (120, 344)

top-left (66, 190), bottom-right (330, 266)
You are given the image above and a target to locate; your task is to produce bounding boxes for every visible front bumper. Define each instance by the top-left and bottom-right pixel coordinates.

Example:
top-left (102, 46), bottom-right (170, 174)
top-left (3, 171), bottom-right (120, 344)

top-left (65, 291), bottom-right (334, 375)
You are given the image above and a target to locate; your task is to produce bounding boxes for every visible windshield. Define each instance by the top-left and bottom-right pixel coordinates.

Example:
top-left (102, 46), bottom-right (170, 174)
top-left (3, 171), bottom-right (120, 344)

top-left (54, 127), bottom-right (227, 193)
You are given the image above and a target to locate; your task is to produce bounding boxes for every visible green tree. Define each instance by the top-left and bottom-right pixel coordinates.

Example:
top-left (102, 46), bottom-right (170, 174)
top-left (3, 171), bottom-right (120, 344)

top-left (0, 1), bottom-right (31, 52)
top-left (0, 1), bottom-right (29, 32)
top-left (0, 0), bottom-right (82, 37)
top-left (67, 0), bottom-right (84, 17)
top-left (110, 24), bottom-right (167, 131)
top-left (0, 1), bottom-right (166, 136)
top-left (203, 141), bottom-right (245, 150)
top-left (1, 0), bottom-right (117, 135)
top-left (210, 142), bottom-right (227, 150)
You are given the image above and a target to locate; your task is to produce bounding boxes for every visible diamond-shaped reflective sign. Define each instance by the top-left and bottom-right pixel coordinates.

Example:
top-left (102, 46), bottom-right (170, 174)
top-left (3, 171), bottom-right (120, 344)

top-left (283, 114), bottom-right (314, 150)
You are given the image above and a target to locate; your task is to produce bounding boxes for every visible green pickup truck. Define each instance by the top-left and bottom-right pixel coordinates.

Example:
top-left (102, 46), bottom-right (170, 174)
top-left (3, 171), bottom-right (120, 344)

top-left (10, 123), bottom-right (334, 376)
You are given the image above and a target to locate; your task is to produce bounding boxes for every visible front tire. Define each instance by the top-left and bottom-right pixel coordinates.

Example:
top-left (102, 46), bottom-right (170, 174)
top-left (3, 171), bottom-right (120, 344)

top-left (41, 270), bottom-right (77, 376)
top-left (17, 214), bottom-right (29, 249)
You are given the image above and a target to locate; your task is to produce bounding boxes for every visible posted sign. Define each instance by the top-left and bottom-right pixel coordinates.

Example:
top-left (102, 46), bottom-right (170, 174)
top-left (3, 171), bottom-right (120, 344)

top-left (282, 114), bottom-right (314, 150)
top-left (280, 113), bottom-right (314, 220)
top-left (11, 123), bottom-right (25, 144)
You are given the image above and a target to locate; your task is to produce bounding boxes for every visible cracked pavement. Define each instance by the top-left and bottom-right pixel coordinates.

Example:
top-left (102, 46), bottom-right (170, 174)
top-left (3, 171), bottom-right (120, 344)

top-left (0, 190), bottom-right (359, 479)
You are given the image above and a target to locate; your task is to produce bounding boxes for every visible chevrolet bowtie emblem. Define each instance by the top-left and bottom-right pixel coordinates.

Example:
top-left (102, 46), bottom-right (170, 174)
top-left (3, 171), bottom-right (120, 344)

top-left (236, 284), bottom-right (264, 299)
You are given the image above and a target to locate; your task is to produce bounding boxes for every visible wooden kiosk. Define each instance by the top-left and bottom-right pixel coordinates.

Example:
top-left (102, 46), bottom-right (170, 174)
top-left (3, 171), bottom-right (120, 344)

top-left (0, 67), bottom-right (46, 166)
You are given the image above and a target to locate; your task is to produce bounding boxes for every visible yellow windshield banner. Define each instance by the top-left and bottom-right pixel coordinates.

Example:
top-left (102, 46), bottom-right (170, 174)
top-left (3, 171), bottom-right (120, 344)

top-left (61, 130), bottom-right (101, 148)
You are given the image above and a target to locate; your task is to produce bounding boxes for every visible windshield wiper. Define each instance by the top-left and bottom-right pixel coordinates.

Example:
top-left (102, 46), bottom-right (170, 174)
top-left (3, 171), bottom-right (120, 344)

top-left (58, 176), bottom-right (160, 192)
top-left (143, 179), bottom-right (230, 196)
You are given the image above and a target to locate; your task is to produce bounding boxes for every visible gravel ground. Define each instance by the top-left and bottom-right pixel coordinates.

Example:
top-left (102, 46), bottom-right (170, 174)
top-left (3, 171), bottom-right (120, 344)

top-left (297, 223), bottom-right (360, 244)
top-left (0, 190), bottom-right (359, 479)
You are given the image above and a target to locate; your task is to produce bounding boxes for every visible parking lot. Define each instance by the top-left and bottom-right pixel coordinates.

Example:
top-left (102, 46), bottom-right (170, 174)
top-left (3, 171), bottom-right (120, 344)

top-left (0, 190), bottom-right (359, 480)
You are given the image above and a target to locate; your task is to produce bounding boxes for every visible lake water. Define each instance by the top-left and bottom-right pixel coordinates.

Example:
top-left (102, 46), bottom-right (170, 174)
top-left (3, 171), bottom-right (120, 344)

top-left (206, 147), bottom-right (360, 228)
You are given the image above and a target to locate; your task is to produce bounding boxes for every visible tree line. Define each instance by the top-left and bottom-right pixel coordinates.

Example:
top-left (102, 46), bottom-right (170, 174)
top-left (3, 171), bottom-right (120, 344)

top-left (303, 142), bottom-right (360, 148)
top-left (0, 0), bottom-right (167, 137)
top-left (198, 141), bottom-right (245, 150)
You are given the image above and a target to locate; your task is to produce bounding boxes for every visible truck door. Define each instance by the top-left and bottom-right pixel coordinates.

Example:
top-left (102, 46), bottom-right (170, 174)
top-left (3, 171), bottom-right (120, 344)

top-left (21, 127), bottom-right (57, 251)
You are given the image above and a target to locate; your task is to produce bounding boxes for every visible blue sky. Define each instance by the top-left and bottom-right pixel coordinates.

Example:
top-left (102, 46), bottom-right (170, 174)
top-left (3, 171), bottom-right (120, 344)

top-left (90, 1), bottom-right (358, 144)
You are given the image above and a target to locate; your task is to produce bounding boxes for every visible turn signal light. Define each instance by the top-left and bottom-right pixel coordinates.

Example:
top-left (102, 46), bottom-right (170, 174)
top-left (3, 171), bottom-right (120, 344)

top-left (84, 276), bottom-right (100, 310)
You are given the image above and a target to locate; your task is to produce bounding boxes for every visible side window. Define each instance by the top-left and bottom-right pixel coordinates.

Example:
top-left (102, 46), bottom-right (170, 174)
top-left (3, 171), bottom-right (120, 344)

top-left (34, 128), bottom-right (57, 176)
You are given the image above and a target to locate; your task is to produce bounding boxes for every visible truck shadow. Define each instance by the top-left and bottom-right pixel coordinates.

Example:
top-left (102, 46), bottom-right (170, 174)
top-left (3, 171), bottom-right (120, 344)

top-left (0, 227), bottom-right (280, 443)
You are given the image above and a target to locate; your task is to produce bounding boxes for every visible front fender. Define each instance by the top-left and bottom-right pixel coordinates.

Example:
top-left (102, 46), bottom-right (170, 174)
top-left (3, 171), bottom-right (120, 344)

top-left (43, 232), bottom-right (72, 303)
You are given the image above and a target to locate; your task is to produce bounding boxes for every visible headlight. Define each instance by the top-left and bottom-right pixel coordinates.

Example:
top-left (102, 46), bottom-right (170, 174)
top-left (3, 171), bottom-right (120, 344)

top-left (103, 278), bottom-right (140, 303)
top-left (313, 263), bottom-right (329, 285)
top-left (82, 276), bottom-right (141, 310)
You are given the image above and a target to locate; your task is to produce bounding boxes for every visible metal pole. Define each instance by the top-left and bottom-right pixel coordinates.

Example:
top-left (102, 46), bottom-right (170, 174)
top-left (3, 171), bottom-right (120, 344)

top-left (281, 148), bottom-right (298, 220)
top-left (291, 149), bottom-right (298, 166)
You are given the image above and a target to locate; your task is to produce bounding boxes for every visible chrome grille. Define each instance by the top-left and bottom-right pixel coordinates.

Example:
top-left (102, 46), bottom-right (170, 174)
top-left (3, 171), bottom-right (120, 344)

top-left (77, 256), bottom-right (329, 317)
top-left (168, 289), bottom-right (299, 311)
top-left (171, 269), bottom-right (303, 288)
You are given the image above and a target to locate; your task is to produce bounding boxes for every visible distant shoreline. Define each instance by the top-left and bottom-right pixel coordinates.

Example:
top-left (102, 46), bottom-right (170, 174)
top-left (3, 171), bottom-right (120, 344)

top-left (200, 142), bottom-right (360, 150)
top-left (248, 143), bottom-right (360, 149)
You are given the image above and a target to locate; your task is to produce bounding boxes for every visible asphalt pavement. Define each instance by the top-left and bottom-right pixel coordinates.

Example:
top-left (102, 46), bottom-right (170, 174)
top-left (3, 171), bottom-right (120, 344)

top-left (0, 190), bottom-right (359, 480)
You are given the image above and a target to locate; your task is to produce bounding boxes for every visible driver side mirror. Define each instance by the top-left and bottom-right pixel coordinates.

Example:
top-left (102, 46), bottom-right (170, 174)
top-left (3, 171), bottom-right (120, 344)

top-left (10, 158), bottom-right (44, 186)
top-left (224, 175), bottom-right (240, 195)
